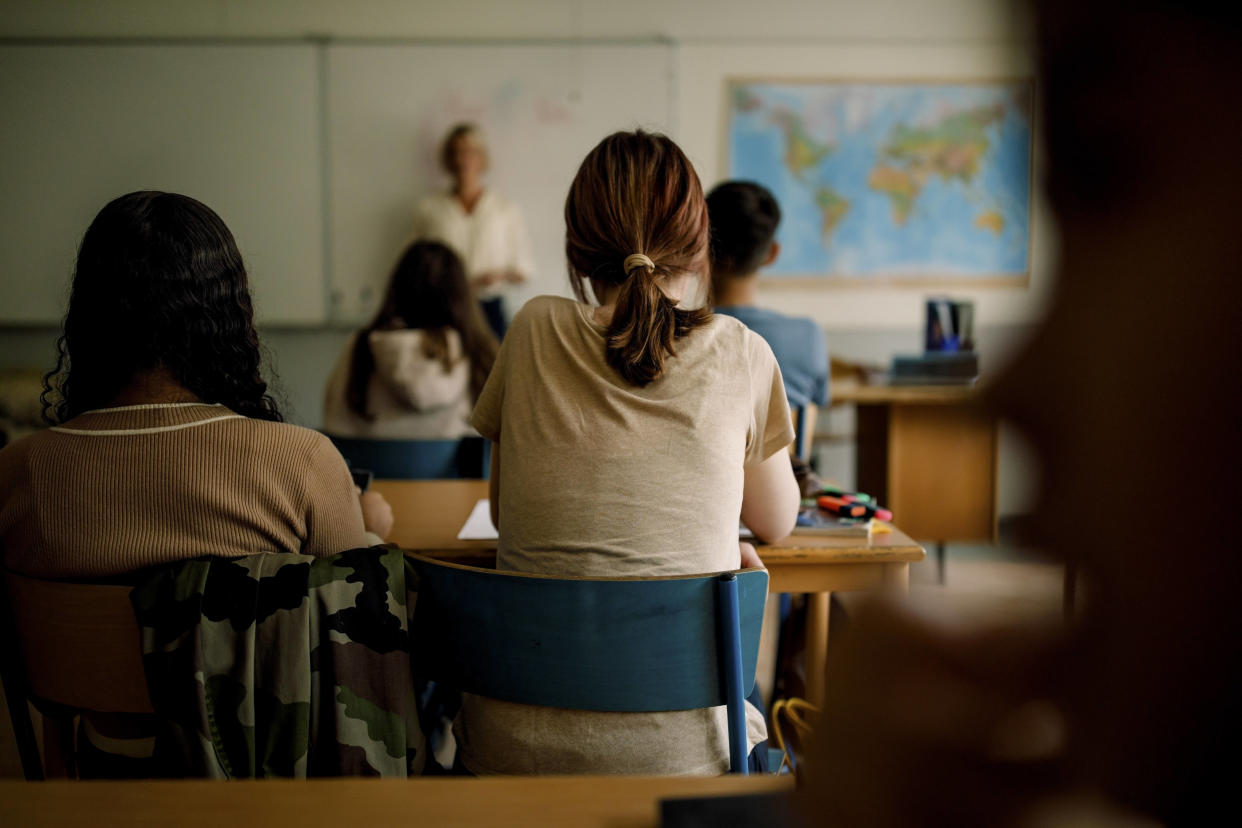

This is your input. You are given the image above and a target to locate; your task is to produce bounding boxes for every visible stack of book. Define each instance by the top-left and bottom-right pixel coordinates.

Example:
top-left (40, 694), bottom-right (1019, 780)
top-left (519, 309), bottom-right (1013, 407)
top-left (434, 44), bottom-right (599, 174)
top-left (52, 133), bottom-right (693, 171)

top-left (739, 488), bottom-right (893, 538)
top-left (791, 488), bottom-right (893, 537)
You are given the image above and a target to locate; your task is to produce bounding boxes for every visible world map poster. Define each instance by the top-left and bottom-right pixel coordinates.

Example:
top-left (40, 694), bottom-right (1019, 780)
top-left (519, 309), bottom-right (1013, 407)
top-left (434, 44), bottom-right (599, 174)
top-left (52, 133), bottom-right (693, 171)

top-left (725, 80), bottom-right (1033, 284)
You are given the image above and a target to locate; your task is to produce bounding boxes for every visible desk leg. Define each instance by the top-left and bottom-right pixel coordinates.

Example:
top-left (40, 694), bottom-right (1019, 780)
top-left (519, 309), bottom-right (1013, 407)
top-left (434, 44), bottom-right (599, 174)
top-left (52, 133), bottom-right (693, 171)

top-left (883, 562), bottom-right (910, 592)
top-left (805, 592), bottom-right (831, 708)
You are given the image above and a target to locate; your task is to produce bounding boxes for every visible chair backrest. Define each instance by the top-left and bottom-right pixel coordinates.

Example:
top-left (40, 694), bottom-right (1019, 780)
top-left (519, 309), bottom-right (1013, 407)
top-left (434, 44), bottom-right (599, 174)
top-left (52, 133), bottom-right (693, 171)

top-left (792, 406), bottom-right (816, 462)
top-left (406, 553), bottom-right (767, 713)
top-left (0, 569), bottom-right (152, 716)
top-left (326, 434), bottom-right (489, 480)
top-left (0, 567), bottom-right (154, 779)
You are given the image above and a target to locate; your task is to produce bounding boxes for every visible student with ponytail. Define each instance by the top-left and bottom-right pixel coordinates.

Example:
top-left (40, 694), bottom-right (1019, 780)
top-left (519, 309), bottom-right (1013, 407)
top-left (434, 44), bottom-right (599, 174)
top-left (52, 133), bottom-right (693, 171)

top-left (462, 130), bottom-right (800, 776)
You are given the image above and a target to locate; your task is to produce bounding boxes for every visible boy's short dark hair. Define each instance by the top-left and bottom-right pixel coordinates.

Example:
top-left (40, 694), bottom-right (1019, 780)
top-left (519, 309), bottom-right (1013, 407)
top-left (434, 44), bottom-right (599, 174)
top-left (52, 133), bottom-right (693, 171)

top-left (706, 181), bottom-right (781, 281)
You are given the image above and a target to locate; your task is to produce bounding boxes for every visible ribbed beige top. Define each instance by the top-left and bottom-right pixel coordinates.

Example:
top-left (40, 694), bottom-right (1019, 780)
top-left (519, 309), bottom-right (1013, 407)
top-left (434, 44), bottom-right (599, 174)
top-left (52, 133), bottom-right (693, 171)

top-left (0, 403), bottom-right (367, 578)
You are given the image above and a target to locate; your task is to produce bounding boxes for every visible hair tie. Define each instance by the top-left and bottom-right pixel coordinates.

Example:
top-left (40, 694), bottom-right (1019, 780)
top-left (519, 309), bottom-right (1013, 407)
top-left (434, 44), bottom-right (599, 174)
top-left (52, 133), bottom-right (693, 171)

top-left (623, 253), bottom-right (655, 274)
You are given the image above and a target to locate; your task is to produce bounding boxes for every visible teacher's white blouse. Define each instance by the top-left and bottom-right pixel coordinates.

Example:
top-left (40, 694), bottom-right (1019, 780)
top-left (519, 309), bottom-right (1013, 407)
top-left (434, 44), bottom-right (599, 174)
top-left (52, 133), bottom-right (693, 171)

top-left (411, 190), bottom-right (535, 300)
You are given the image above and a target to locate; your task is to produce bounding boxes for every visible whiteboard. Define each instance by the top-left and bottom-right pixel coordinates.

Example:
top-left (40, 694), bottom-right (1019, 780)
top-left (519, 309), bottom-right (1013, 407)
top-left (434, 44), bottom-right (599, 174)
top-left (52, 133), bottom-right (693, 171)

top-left (326, 43), bottom-right (675, 323)
top-left (0, 44), bottom-right (324, 324)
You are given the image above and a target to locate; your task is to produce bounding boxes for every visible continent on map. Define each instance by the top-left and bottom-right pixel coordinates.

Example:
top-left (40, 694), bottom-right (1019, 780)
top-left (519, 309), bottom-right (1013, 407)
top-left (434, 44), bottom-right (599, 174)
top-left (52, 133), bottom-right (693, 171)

top-left (732, 86), bottom-right (763, 113)
top-left (870, 104), bottom-right (1006, 225)
top-left (771, 110), bottom-right (833, 178)
top-left (768, 108), bottom-right (849, 242)
top-left (867, 165), bottom-right (924, 226)
top-left (974, 210), bottom-right (1005, 235)
top-left (814, 187), bottom-right (850, 241)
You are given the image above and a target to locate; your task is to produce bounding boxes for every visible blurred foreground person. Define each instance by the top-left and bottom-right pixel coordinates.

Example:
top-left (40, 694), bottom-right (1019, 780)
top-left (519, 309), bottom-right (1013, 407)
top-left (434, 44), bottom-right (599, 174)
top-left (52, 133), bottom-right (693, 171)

top-left (799, 2), bottom-right (1242, 825)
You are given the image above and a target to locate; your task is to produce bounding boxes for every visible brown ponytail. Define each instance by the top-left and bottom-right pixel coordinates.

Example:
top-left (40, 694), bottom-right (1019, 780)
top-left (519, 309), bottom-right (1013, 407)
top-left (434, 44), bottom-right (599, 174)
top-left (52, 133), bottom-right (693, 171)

top-left (607, 258), bottom-right (709, 385)
top-left (565, 130), bottom-right (711, 386)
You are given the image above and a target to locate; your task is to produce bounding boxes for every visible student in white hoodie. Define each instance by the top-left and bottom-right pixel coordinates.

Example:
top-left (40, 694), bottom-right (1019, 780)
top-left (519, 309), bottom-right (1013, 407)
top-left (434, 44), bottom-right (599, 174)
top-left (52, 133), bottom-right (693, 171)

top-left (324, 241), bottom-right (499, 439)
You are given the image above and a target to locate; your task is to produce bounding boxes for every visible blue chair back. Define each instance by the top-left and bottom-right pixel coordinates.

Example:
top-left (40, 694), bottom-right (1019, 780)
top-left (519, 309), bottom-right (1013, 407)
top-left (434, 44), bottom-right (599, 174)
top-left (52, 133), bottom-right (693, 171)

top-left (406, 553), bottom-right (768, 773)
top-left (325, 435), bottom-right (490, 480)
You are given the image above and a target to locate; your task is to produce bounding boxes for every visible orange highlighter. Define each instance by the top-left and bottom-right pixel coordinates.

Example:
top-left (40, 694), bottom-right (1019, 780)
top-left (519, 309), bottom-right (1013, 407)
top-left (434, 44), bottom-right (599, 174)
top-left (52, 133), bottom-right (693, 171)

top-left (817, 495), bottom-right (869, 518)
top-left (818, 495), bottom-right (893, 522)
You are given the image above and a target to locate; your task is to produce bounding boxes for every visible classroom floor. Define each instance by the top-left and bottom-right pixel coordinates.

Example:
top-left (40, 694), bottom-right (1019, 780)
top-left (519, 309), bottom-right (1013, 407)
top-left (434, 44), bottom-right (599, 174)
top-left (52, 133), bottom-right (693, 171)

top-left (0, 542), bottom-right (1065, 780)
top-left (904, 542), bottom-right (1063, 626)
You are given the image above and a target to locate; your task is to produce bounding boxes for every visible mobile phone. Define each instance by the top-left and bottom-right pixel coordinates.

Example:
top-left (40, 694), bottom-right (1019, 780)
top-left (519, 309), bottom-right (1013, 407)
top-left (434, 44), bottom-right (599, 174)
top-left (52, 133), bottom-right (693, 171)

top-left (350, 468), bottom-right (374, 493)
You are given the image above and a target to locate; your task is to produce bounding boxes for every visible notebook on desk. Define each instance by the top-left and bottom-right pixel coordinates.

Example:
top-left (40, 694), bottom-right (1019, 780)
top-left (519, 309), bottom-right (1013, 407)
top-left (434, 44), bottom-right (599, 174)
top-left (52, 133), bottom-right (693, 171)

top-left (457, 498), bottom-right (498, 540)
top-left (791, 506), bottom-right (872, 537)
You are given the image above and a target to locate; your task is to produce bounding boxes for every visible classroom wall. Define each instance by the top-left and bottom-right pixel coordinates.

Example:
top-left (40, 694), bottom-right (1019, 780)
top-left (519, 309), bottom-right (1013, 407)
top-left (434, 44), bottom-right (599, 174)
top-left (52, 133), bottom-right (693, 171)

top-left (0, 0), bottom-right (1044, 516)
top-left (1, 1), bottom-right (1031, 40)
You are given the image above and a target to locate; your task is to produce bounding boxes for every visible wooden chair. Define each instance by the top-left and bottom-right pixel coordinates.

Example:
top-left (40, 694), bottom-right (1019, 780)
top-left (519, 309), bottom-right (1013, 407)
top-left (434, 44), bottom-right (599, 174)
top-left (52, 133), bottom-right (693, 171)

top-left (406, 552), bottom-right (768, 774)
top-left (0, 568), bottom-right (152, 780)
top-left (326, 434), bottom-right (490, 480)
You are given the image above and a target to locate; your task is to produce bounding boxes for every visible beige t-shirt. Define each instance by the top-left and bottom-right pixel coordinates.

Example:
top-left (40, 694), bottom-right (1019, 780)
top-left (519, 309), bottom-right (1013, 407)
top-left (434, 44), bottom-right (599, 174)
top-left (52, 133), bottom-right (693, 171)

top-left (460, 295), bottom-right (794, 775)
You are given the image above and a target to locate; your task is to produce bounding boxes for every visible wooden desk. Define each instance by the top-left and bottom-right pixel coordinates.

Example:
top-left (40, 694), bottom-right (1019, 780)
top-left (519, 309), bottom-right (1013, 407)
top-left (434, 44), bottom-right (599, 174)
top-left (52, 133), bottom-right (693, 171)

top-left (0, 775), bottom-right (794, 828)
top-left (374, 479), bottom-right (925, 706)
top-left (832, 381), bottom-right (998, 581)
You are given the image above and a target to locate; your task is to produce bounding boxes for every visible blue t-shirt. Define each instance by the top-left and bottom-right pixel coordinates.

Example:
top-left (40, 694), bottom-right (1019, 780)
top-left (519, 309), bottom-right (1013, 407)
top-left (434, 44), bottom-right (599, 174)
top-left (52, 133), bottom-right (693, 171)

top-left (714, 305), bottom-right (829, 408)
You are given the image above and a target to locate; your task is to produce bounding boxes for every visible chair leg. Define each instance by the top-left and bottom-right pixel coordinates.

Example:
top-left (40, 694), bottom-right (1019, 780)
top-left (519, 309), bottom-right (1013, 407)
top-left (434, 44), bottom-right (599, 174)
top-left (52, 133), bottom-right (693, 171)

top-left (5, 695), bottom-right (44, 780)
top-left (42, 716), bottom-right (76, 779)
top-left (716, 574), bottom-right (749, 775)
top-left (804, 593), bottom-right (831, 708)
top-left (0, 617), bottom-right (44, 779)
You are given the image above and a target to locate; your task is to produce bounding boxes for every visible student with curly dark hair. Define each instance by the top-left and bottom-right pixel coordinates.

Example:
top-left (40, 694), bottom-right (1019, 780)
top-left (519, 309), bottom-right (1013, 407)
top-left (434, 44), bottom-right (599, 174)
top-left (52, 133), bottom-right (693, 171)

top-left (0, 191), bottom-right (390, 578)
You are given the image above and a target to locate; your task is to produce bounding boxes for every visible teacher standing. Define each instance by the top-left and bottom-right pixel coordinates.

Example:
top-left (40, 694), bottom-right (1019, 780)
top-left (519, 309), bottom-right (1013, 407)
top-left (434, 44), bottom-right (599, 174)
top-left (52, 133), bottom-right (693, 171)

top-left (411, 123), bottom-right (534, 340)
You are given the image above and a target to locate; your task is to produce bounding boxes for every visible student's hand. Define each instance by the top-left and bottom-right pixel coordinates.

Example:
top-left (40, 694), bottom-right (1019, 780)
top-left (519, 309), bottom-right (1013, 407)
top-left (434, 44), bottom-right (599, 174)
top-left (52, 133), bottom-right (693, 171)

top-left (502, 269), bottom-right (527, 285)
top-left (358, 489), bottom-right (394, 540)
top-left (739, 541), bottom-right (766, 570)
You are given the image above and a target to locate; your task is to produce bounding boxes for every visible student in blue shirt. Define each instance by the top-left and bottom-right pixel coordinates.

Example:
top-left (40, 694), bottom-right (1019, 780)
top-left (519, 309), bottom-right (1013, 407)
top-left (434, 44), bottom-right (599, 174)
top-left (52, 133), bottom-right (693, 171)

top-left (707, 181), bottom-right (830, 410)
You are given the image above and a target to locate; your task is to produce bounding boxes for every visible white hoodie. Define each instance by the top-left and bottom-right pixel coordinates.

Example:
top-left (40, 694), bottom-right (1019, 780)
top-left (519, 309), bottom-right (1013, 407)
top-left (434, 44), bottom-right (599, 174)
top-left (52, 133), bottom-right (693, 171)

top-left (323, 329), bottom-right (474, 439)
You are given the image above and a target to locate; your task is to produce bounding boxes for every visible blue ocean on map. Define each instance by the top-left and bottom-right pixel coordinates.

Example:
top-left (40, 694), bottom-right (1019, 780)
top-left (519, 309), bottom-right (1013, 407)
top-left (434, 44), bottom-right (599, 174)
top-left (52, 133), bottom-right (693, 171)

top-left (727, 83), bottom-right (1032, 280)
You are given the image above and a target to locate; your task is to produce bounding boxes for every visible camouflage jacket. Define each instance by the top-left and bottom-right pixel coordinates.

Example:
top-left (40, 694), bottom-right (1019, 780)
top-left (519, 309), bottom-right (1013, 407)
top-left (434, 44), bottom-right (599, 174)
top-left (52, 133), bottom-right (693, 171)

top-left (130, 547), bottom-right (424, 778)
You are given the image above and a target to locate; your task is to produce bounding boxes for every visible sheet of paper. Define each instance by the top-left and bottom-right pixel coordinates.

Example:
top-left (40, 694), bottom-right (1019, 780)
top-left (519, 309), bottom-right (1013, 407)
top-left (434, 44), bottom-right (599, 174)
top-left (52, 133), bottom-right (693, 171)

top-left (456, 498), bottom-right (498, 541)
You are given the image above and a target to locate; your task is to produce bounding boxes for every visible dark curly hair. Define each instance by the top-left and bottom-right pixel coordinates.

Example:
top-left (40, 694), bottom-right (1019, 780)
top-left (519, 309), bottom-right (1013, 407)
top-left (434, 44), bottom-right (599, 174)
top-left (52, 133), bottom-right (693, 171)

top-left (41, 191), bottom-right (282, 424)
